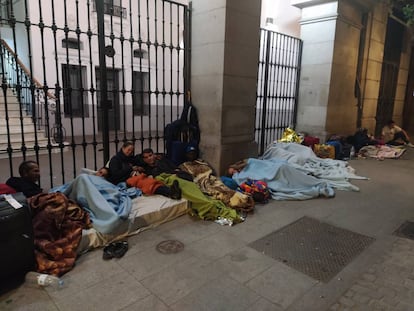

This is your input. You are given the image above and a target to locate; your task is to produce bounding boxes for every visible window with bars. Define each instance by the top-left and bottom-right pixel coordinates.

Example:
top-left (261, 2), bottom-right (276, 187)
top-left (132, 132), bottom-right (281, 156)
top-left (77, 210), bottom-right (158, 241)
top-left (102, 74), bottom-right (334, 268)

top-left (132, 71), bottom-right (149, 116)
top-left (94, 0), bottom-right (126, 18)
top-left (62, 64), bottom-right (89, 118)
top-left (0, 0), bottom-right (11, 25)
top-left (62, 38), bottom-right (82, 50)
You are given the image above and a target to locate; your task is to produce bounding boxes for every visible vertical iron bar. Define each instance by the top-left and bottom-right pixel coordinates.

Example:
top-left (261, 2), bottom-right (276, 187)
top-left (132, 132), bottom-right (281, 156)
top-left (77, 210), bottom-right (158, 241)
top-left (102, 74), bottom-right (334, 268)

top-left (49, 0), bottom-right (61, 187)
top-left (260, 30), bottom-right (271, 155)
top-left (96, 0), bottom-right (110, 164)
top-left (154, 0), bottom-right (160, 152)
top-left (137, 0), bottom-right (145, 151)
top-left (86, 0), bottom-right (99, 170)
top-left (184, 2), bottom-right (191, 96)
top-left (128, 0), bottom-right (136, 146)
top-left (145, 0), bottom-right (153, 147)
top-left (293, 39), bottom-right (302, 129)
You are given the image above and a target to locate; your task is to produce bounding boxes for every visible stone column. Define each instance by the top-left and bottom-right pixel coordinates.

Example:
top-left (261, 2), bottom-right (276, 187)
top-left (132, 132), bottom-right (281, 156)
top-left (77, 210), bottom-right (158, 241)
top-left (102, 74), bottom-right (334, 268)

top-left (292, 0), bottom-right (376, 140)
top-left (191, 0), bottom-right (261, 174)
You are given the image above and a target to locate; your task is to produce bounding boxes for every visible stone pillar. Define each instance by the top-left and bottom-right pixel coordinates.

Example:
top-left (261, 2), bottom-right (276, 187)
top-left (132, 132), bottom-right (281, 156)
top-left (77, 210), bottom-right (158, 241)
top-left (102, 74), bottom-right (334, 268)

top-left (292, 0), bottom-right (376, 140)
top-left (191, 0), bottom-right (261, 174)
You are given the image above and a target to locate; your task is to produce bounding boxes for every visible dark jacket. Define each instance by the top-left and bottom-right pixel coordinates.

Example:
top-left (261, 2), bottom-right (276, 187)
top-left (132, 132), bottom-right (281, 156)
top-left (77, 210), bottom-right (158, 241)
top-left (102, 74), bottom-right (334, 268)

top-left (107, 150), bottom-right (136, 185)
top-left (6, 177), bottom-right (43, 198)
top-left (142, 156), bottom-right (193, 181)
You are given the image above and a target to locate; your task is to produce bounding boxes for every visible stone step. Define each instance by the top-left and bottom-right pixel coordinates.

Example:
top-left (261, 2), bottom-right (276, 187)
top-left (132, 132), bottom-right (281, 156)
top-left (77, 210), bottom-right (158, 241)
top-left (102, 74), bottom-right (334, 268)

top-left (0, 123), bottom-right (42, 134)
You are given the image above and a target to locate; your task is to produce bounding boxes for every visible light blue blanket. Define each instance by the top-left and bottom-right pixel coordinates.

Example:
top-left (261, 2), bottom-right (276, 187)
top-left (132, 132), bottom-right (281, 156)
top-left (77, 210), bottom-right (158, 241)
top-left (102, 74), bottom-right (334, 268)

top-left (232, 158), bottom-right (335, 200)
top-left (261, 142), bottom-right (368, 191)
top-left (50, 174), bottom-right (141, 234)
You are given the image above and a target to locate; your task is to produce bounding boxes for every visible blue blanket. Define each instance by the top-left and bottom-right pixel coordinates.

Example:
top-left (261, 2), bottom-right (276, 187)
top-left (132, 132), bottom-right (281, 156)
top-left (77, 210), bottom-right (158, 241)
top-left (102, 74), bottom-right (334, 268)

top-left (50, 174), bottom-right (141, 234)
top-left (232, 158), bottom-right (334, 200)
top-left (261, 142), bottom-right (367, 191)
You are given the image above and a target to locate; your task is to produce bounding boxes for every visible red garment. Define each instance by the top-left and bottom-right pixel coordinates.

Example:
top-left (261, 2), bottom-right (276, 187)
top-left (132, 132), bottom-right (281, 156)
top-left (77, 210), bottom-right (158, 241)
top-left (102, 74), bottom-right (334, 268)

top-left (0, 183), bottom-right (17, 194)
top-left (126, 174), bottom-right (164, 195)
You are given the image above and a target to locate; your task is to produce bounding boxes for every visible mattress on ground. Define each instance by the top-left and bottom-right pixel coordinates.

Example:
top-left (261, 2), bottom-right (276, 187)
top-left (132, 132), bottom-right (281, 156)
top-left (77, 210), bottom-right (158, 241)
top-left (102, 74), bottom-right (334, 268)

top-left (78, 195), bottom-right (188, 252)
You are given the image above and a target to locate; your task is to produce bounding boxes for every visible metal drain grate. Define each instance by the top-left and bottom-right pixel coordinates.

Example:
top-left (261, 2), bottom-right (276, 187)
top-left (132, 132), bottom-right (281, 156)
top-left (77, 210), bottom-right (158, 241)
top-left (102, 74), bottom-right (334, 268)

top-left (248, 216), bottom-right (375, 282)
top-left (156, 240), bottom-right (184, 254)
top-left (393, 221), bottom-right (414, 240)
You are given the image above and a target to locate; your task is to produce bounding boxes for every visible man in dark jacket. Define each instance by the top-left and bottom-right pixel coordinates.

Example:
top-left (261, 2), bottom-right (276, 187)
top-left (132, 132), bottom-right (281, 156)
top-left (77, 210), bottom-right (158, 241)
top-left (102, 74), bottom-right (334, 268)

top-left (140, 148), bottom-right (192, 181)
top-left (6, 160), bottom-right (43, 197)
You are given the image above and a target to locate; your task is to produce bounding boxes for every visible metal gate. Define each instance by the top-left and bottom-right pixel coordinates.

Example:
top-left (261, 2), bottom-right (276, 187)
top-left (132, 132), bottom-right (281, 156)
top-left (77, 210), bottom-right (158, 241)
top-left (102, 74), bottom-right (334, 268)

top-left (375, 17), bottom-right (404, 136)
top-left (0, 0), bottom-right (190, 189)
top-left (255, 29), bottom-right (302, 155)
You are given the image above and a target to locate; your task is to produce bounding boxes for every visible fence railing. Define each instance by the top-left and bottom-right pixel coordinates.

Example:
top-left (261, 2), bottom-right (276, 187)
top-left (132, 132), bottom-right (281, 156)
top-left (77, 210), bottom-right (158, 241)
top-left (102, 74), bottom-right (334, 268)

top-left (255, 29), bottom-right (302, 155)
top-left (0, 0), bottom-right (190, 189)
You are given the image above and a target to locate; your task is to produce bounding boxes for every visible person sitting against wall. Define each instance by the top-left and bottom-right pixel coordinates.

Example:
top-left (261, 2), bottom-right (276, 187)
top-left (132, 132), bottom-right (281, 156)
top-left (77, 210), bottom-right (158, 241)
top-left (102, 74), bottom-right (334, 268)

top-left (107, 141), bottom-right (144, 185)
top-left (381, 120), bottom-right (414, 147)
top-left (107, 143), bottom-right (181, 199)
top-left (6, 160), bottom-right (43, 198)
top-left (353, 128), bottom-right (379, 153)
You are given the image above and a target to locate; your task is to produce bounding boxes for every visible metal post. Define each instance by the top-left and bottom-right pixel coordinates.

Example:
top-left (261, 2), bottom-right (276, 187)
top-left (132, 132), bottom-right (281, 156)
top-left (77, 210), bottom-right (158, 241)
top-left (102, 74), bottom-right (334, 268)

top-left (260, 31), bottom-right (271, 155)
top-left (96, 0), bottom-right (110, 164)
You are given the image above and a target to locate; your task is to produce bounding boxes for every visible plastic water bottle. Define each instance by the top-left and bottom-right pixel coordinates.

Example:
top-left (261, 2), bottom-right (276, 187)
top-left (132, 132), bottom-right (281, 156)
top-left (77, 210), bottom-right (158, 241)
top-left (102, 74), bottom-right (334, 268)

top-left (25, 271), bottom-right (64, 289)
top-left (350, 146), bottom-right (355, 159)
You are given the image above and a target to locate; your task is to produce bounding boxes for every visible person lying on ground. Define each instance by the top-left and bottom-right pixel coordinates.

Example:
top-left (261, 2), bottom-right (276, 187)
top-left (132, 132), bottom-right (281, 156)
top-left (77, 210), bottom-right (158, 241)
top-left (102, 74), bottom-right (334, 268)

top-left (179, 146), bottom-right (254, 212)
top-left (6, 160), bottom-right (43, 197)
top-left (381, 120), bottom-right (414, 147)
top-left (140, 148), bottom-right (242, 223)
top-left (227, 157), bottom-right (335, 201)
top-left (50, 169), bottom-right (140, 235)
top-left (126, 173), bottom-right (181, 200)
top-left (140, 148), bottom-right (193, 181)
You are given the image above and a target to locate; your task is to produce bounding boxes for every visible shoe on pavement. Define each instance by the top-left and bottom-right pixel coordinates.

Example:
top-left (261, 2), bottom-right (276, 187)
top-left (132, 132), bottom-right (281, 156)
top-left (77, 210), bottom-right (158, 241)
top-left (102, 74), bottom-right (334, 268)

top-left (406, 142), bottom-right (414, 148)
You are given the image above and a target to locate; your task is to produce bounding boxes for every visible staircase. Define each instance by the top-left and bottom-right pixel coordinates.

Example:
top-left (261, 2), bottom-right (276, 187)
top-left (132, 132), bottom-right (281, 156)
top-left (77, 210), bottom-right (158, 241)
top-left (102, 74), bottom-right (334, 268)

top-left (0, 87), bottom-right (52, 159)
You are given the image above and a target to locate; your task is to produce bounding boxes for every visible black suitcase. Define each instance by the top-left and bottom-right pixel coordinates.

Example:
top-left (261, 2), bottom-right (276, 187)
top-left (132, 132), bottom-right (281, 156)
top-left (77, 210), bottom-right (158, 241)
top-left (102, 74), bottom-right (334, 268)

top-left (0, 192), bottom-right (35, 293)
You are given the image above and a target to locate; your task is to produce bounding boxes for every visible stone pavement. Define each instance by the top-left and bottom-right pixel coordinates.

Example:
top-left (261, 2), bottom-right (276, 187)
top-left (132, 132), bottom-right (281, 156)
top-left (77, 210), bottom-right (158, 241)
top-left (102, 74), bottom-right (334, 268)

top-left (329, 238), bottom-right (414, 311)
top-left (1, 147), bottom-right (414, 311)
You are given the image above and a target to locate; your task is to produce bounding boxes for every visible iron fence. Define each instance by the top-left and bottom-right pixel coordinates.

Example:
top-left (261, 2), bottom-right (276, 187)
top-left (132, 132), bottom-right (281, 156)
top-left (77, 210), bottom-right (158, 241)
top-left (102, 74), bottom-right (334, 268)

top-left (0, 0), bottom-right (190, 189)
top-left (255, 29), bottom-right (302, 155)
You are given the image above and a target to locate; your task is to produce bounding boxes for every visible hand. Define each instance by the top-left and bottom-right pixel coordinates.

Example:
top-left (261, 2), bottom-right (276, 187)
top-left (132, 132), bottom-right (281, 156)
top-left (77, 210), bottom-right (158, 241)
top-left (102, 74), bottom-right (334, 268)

top-left (132, 166), bottom-right (144, 172)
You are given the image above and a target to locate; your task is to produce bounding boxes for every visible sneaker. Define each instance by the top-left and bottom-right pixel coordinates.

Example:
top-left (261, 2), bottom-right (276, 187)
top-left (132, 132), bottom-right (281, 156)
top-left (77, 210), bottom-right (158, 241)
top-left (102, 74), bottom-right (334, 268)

top-left (103, 241), bottom-right (128, 260)
top-left (406, 142), bottom-right (414, 148)
top-left (170, 180), bottom-right (182, 200)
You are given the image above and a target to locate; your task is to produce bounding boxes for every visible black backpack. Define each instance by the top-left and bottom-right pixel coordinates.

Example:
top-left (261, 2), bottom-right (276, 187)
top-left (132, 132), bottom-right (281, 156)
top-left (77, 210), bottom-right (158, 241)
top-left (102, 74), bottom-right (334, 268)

top-left (165, 102), bottom-right (200, 165)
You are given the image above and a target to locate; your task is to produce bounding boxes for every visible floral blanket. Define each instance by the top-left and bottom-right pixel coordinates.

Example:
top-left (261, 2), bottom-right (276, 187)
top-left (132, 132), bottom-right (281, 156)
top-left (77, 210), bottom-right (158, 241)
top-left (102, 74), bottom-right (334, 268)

top-left (29, 192), bottom-right (91, 276)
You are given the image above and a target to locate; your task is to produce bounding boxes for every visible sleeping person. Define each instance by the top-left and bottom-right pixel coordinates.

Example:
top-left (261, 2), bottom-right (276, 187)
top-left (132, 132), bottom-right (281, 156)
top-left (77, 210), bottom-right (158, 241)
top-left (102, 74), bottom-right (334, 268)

top-left (227, 157), bottom-right (335, 201)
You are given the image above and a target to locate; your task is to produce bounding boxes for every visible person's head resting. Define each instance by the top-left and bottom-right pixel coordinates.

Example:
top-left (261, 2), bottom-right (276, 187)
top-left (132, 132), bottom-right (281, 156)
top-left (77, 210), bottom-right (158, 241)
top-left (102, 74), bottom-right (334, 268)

top-left (387, 120), bottom-right (395, 128)
top-left (226, 167), bottom-right (239, 177)
top-left (95, 167), bottom-right (109, 178)
top-left (19, 160), bottom-right (40, 183)
top-left (184, 145), bottom-right (198, 162)
top-left (121, 141), bottom-right (134, 157)
top-left (141, 148), bottom-right (156, 165)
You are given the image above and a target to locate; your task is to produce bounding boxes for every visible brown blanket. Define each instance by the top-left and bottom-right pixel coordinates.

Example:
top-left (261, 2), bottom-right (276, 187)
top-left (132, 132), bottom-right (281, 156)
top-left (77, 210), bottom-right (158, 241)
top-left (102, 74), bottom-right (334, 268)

top-left (29, 192), bottom-right (91, 276)
top-left (179, 159), bottom-right (254, 213)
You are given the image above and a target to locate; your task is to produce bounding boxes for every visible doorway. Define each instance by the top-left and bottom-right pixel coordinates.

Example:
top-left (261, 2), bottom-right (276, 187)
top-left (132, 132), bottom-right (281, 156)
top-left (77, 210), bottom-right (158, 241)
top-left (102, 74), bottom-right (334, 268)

top-left (375, 17), bottom-right (404, 136)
